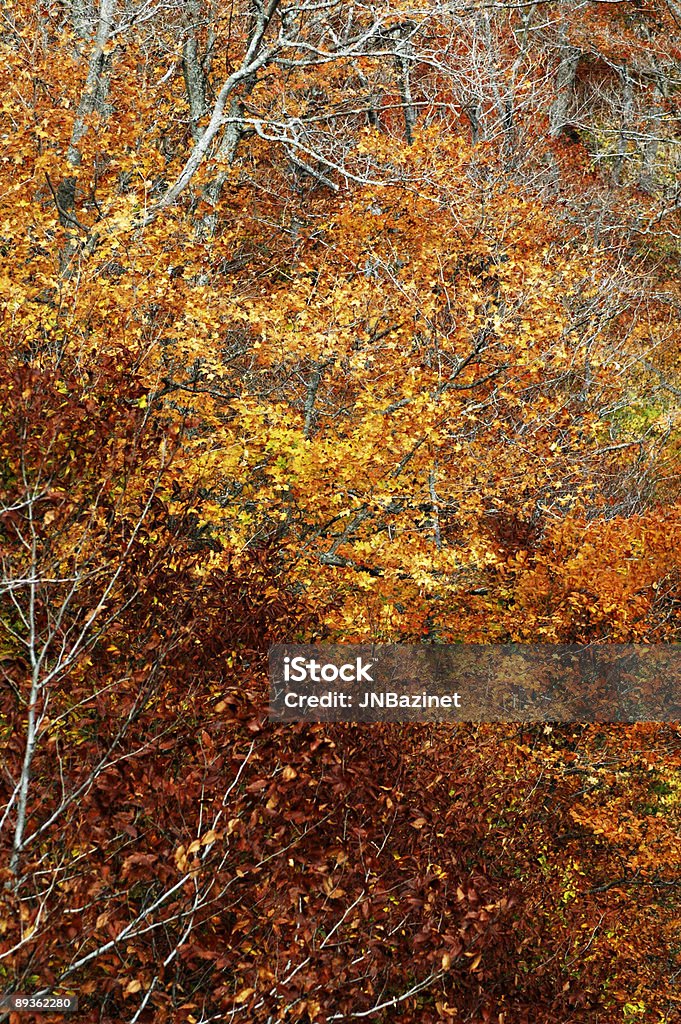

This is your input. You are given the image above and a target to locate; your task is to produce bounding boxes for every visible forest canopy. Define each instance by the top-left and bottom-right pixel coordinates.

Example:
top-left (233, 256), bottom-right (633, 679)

top-left (1, 2), bottom-right (680, 1022)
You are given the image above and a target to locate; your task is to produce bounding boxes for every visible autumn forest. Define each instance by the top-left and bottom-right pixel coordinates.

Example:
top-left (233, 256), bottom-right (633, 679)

top-left (1, 0), bottom-right (681, 1021)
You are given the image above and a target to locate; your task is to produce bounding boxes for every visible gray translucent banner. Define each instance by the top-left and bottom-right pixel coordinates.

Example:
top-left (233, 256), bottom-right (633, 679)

top-left (269, 644), bottom-right (681, 723)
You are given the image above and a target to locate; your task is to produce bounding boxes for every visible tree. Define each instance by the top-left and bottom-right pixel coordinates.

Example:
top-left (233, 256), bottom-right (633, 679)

top-left (0, 0), bottom-right (680, 1020)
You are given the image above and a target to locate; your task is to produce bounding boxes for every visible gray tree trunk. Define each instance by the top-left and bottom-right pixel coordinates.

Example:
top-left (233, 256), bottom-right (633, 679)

top-left (549, 45), bottom-right (580, 137)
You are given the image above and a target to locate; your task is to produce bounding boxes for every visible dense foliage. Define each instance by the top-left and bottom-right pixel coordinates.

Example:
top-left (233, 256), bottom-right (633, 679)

top-left (1, 2), bottom-right (680, 1021)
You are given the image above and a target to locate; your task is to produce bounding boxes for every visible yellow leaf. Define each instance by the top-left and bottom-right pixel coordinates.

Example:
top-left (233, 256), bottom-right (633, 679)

top-left (234, 988), bottom-right (254, 1005)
